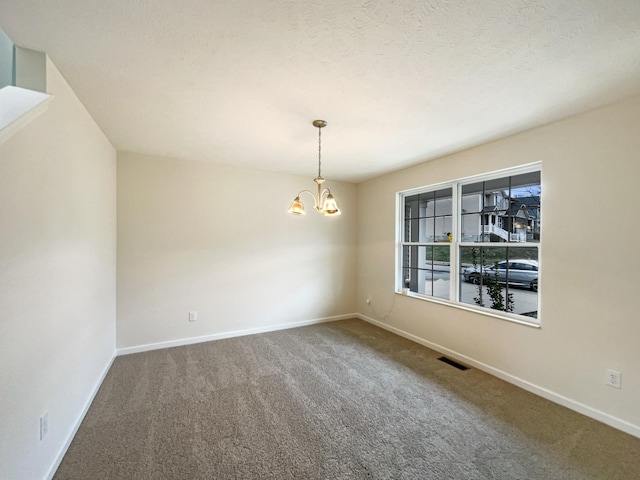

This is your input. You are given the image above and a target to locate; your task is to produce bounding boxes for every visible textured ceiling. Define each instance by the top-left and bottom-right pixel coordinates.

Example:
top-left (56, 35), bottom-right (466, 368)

top-left (2, 1), bottom-right (640, 182)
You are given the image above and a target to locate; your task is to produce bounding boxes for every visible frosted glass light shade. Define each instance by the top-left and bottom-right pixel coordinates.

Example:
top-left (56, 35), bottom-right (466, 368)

top-left (288, 197), bottom-right (305, 215)
top-left (321, 194), bottom-right (340, 216)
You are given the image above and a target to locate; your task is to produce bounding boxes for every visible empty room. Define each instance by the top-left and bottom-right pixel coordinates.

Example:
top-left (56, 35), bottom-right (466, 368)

top-left (1, 1), bottom-right (639, 479)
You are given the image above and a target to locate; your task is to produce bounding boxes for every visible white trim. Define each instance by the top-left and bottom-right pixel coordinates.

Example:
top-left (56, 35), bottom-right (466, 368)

top-left (356, 313), bottom-right (640, 440)
top-left (0, 86), bottom-right (53, 145)
top-left (45, 351), bottom-right (117, 480)
top-left (397, 162), bottom-right (542, 198)
top-left (395, 192), bottom-right (403, 292)
top-left (117, 314), bottom-right (356, 356)
top-left (395, 290), bottom-right (541, 328)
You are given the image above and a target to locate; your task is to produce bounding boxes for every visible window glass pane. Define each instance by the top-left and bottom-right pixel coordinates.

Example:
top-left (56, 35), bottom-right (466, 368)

top-left (437, 216), bottom-right (453, 243)
top-left (509, 171), bottom-right (541, 243)
top-left (403, 219), bottom-right (411, 242)
top-left (461, 172), bottom-right (541, 243)
top-left (421, 191), bottom-right (435, 217)
top-left (459, 246), bottom-right (538, 317)
top-left (404, 188), bottom-right (452, 243)
top-left (402, 245), bottom-right (450, 299)
top-left (461, 181), bottom-right (484, 197)
top-left (404, 217), bottom-right (433, 242)
top-left (461, 185), bottom-right (484, 242)
top-left (402, 245), bottom-right (419, 292)
top-left (484, 176), bottom-right (511, 193)
top-left (402, 267), bottom-right (411, 291)
top-left (432, 188), bottom-right (452, 242)
top-left (423, 217), bottom-right (435, 242)
top-left (405, 194), bottom-right (420, 219)
top-left (427, 246), bottom-right (450, 299)
top-left (460, 211), bottom-right (481, 242)
top-left (433, 188), bottom-right (453, 213)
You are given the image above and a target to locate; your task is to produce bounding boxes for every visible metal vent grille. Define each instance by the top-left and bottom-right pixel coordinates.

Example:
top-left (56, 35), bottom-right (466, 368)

top-left (438, 356), bottom-right (469, 371)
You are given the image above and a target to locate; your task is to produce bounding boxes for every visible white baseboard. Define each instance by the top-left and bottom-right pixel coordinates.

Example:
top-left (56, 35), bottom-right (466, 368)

top-left (356, 313), bottom-right (640, 440)
top-left (45, 351), bottom-right (117, 480)
top-left (117, 313), bottom-right (357, 356)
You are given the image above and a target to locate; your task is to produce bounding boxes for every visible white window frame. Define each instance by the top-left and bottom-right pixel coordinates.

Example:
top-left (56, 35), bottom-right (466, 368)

top-left (396, 162), bottom-right (542, 327)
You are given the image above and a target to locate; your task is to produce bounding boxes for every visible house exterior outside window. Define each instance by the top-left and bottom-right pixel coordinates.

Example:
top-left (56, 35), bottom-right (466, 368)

top-left (398, 163), bottom-right (541, 325)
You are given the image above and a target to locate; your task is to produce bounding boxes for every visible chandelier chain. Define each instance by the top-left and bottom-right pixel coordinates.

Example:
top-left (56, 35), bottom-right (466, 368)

top-left (317, 125), bottom-right (322, 178)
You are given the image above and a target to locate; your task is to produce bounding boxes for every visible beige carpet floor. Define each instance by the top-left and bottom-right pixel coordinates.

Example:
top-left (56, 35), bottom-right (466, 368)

top-left (54, 319), bottom-right (640, 479)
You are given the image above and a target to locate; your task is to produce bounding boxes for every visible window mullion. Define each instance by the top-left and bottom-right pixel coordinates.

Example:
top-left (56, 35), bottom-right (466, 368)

top-left (451, 182), bottom-right (460, 303)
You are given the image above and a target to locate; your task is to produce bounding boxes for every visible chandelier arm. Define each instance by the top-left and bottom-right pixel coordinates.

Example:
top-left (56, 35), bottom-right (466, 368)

top-left (296, 189), bottom-right (321, 210)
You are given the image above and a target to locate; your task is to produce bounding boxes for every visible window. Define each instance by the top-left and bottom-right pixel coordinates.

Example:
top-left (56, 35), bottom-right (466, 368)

top-left (398, 164), bottom-right (541, 324)
top-left (402, 187), bottom-right (452, 299)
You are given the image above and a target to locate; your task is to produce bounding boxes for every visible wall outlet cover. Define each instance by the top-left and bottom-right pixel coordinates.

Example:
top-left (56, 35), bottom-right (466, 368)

top-left (605, 369), bottom-right (621, 389)
top-left (40, 412), bottom-right (48, 440)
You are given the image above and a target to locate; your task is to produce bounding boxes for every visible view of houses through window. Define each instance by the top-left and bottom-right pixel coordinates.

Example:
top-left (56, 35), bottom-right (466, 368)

top-left (399, 165), bottom-right (541, 322)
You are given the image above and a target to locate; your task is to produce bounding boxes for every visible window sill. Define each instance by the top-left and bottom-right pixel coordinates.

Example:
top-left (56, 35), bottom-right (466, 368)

top-left (395, 290), bottom-right (541, 329)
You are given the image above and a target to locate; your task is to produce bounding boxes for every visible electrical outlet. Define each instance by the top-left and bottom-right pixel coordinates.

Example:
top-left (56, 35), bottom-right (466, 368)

top-left (189, 311), bottom-right (197, 322)
top-left (605, 369), bottom-right (621, 389)
top-left (40, 412), bottom-right (48, 440)
top-left (366, 297), bottom-right (371, 305)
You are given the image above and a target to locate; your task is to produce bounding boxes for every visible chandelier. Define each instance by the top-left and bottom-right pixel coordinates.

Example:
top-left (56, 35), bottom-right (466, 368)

top-left (288, 120), bottom-right (341, 216)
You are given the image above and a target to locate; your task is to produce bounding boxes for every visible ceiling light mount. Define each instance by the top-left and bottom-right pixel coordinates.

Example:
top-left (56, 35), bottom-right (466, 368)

top-left (288, 120), bottom-right (340, 217)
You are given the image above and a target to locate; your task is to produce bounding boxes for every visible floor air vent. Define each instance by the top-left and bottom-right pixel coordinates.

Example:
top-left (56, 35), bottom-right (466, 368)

top-left (438, 356), bottom-right (469, 371)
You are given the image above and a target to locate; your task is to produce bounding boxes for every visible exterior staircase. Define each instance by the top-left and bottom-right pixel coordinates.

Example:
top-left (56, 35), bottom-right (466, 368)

top-left (482, 224), bottom-right (526, 242)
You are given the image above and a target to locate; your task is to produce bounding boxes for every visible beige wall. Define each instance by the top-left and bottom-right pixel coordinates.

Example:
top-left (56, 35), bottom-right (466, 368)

top-left (3, 55), bottom-right (638, 479)
top-left (0, 58), bottom-right (116, 479)
top-left (117, 152), bottom-right (357, 349)
top-left (357, 96), bottom-right (640, 434)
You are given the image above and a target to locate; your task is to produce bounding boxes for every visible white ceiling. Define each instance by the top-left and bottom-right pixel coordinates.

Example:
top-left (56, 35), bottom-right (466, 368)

top-left (2, 1), bottom-right (640, 183)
